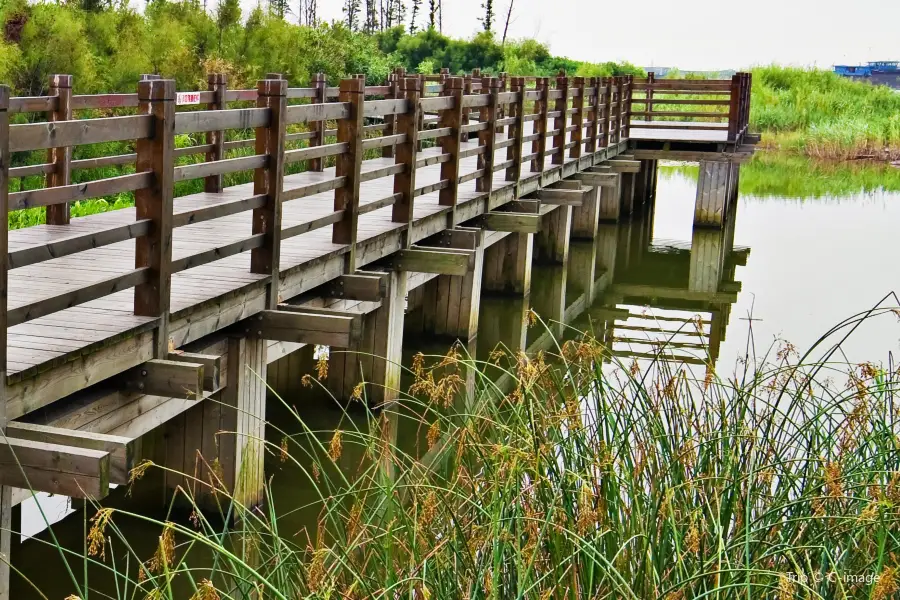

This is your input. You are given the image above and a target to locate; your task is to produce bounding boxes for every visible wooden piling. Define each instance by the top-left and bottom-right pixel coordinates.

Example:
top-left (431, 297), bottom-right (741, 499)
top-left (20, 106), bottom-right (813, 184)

top-left (482, 232), bottom-right (533, 296)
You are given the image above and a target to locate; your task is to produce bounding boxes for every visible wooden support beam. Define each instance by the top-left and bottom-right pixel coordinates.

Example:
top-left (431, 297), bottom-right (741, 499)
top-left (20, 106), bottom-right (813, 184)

top-left (122, 358), bottom-right (204, 400)
top-left (505, 199), bottom-right (541, 213)
top-left (6, 422), bottom-right (137, 485)
top-left (391, 248), bottom-right (475, 276)
top-left (603, 159), bottom-right (641, 173)
top-left (324, 273), bottom-right (387, 301)
top-left (46, 74), bottom-right (73, 225)
top-left (535, 188), bottom-right (584, 206)
top-left (551, 180), bottom-right (583, 190)
top-left (255, 309), bottom-right (360, 347)
top-left (572, 172), bottom-right (619, 187)
top-left (0, 438), bottom-right (110, 499)
top-left (168, 351), bottom-right (222, 391)
top-left (481, 212), bottom-right (541, 233)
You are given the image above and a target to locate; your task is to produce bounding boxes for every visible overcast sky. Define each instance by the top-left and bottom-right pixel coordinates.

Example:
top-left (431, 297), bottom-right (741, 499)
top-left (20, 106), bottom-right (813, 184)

top-left (246, 0), bottom-right (899, 71)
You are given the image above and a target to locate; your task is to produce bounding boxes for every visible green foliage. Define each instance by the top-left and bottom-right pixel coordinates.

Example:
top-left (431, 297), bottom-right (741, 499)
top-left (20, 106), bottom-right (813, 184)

top-left (751, 65), bottom-right (900, 159)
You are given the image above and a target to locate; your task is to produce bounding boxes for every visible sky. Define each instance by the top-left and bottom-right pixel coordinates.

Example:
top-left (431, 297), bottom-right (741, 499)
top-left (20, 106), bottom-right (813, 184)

top-left (242, 0), bottom-right (900, 71)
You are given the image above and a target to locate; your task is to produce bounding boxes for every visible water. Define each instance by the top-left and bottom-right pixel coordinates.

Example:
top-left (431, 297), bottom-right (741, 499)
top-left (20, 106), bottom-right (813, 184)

top-left (11, 161), bottom-right (900, 598)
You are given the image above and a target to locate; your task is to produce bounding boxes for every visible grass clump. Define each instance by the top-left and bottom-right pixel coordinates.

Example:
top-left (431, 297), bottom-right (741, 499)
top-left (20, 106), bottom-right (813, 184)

top-left (35, 310), bottom-right (900, 599)
top-left (751, 66), bottom-right (900, 160)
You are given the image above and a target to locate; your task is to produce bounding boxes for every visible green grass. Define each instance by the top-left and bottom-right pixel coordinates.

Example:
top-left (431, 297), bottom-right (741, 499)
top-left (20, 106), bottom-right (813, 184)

top-left (662, 152), bottom-right (900, 199)
top-left (750, 66), bottom-right (900, 160)
top-left (22, 311), bottom-right (900, 599)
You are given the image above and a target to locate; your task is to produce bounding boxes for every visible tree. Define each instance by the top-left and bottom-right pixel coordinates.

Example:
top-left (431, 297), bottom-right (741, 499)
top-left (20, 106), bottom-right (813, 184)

top-left (216, 0), bottom-right (240, 52)
top-left (479, 0), bottom-right (493, 32)
top-left (365, 0), bottom-right (378, 32)
top-left (269, 0), bottom-right (290, 19)
top-left (409, 0), bottom-right (421, 33)
top-left (428, 0), bottom-right (436, 30)
top-left (344, 0), bottom-right (361, 30)
top-left (501, 0), bottom-right (513, 45)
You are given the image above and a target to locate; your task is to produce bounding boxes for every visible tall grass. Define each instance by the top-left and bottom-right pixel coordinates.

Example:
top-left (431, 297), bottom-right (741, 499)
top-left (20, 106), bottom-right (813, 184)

top-left (751, 66), bottom-right (900, 160)
top-left (27, 309), bottom-right (900, 599)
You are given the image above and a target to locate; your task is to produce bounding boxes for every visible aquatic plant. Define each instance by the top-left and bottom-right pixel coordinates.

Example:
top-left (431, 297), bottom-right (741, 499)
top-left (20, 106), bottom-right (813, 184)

top-left (19, 305), bottom-right (900, 599)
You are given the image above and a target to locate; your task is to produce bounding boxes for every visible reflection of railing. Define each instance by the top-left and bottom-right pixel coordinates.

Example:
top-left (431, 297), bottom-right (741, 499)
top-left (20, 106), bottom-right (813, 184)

top-left (0, 69), bottom-right (637, 375)
top-left (629, 73), bottom-right (752, 143)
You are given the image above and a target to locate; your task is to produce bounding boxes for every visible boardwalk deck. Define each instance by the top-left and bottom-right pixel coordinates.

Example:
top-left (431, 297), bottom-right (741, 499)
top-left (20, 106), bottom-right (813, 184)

top-left (4, 124), bottom-right (628, 417)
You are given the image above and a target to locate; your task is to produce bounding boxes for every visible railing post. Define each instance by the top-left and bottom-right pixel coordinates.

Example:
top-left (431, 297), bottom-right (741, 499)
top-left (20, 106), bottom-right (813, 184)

top-left (552, 71), bottom-right (568, 165)
top-left (310, 72), bottom-right (327, 171)
top-left (646, 71), bottom-right (655, 122)
top-left (45, 74), bottom-right (73, 225)
top-left (333, 78), bottom-right (365, 271)
top-left (205, 73), bottom-right (227, 193)
top-left (506, 76), bottom-right (525, 186)
top-left (601, 76), bottom-right (612, 148)
top-left (134, 79), bottom-right (175, 358)
top-left (727, 73), bottom-right (741, 142)
top-left (614, 76), bottom-right (624, 144)
top-left (531, 77), bottom-right (549, 173)
top-left (586, 76), bottom-right (600, 155)
top-left (392, 77), bottom-right (421, 244)
top-left (477, 76), bottom-right (499, 194)
top-left (439, 76), bottom-right (464, 219)
top-left (623, 75), bottom-right (633, 139)
top-left (571, 76), bottom-right (585, 159)
top-left (0, 86), bottom-right (11, 600)
top-left (462, 74), bottom-right (474, 136)
top-left (382, 73), bottom-right (397, 158)
top-left (417, 73), bottom-right (426, 151)
top-left (496, 72), bottom-right (508, 135)
top-left (251, 79), bottom-right (287, 309)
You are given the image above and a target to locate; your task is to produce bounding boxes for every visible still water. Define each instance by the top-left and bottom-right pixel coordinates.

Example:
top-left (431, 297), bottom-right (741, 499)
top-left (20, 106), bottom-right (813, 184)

top-left (11, 161), bottom-right (900, 598)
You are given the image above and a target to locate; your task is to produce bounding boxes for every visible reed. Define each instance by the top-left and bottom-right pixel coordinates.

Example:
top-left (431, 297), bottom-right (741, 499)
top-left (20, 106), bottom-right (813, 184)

top-left (23, 307), bottom-right (900, 599)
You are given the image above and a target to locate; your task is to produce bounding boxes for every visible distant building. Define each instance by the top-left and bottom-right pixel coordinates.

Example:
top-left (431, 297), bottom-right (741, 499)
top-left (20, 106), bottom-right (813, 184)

top-left (833, 61), bottom-right (900, 89)
top-left (644, 67), bottom-right (737, 79)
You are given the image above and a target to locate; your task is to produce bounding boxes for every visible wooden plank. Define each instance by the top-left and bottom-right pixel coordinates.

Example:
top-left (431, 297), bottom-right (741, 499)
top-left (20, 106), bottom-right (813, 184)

top-left (255, 309), bottom-right (359, 347)
top-left (122, 358), bottom-right (204, 400)
top-left (601, 159), bottom-right (641, 173)
top-left (391, 248), bottom-right (474, 276)
top-left (8, 219), bottom-right (151, 269)
top-left (572, 172), bottom-right (619, 187)
top-left (6, 422), bottom-right (138, 485)
top-left (8, 172), bottom-right (152, 211)
top-left (9, 115), bottom-right (153, 152)
top-left (285, 101), bottom-right (350, 125)
top-left (481, 212), bottom-right (541, 233)
top-left (251, 79), bottom-right (287, 309)
top-left (174, 154), bottom-right (266, 182)
top-left (173, 108), bottom-right (269, 135)
top-left (0, 437), bottom-right (110, 498)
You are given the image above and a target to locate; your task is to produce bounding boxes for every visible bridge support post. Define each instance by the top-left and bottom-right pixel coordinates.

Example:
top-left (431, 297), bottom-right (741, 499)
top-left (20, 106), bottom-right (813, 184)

top-left (571, 184), bottom-right (599, 239)
top-left (598, 174), bottom-right (622, 222)
top-left (530, 263), bottom-right (567, 339)
top-left (328, 271), bottom-right (407, 407)
top-left (689, 228), bottom-right (726, 294)
top-left (694, 160), bottom-right (733, 228)
top-left (415, 241), bottom-right (485, 343)
top-left (483, 232), bottom-right (532, 295)
top-left (535, 205), bottom-right (571, 265)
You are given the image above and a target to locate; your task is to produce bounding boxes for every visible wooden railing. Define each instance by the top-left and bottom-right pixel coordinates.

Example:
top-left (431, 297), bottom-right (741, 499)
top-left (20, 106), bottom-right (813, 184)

top-left (629, 73), bottom-right (752, 142)
top-left (0, 69), bottom-right (637, 369)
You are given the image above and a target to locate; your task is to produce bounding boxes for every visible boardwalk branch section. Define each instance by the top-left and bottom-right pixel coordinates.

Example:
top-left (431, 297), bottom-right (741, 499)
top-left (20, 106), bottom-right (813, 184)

top-left (0, 68), bottom-right (756, 593)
